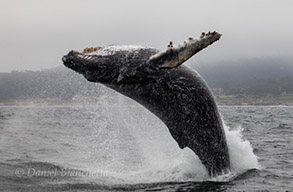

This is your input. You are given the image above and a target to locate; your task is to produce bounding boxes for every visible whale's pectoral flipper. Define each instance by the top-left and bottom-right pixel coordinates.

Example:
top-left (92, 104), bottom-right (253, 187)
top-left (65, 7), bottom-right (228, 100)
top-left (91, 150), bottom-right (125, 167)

top-left (148, 31), bottom-right (222, 68)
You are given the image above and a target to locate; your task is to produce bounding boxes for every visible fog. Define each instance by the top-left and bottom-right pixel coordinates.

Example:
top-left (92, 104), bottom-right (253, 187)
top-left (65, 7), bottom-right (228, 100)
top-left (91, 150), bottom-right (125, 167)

top-left (1, 0), bottom-right (292, 72)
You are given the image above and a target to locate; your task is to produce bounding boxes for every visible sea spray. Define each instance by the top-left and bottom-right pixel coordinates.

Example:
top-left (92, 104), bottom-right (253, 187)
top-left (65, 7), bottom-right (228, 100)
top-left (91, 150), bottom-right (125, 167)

top-left (70, 94), bottom-right (260, 183)
top-left (224, 124), bottom-right (259, 172)
top-left (89, 96), bottom-right (259, 183)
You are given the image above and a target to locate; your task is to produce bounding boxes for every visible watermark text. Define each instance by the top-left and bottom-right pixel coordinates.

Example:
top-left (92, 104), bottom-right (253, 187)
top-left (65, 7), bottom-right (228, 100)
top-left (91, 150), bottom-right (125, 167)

top-left (15, 167), bottom-right (108, 178)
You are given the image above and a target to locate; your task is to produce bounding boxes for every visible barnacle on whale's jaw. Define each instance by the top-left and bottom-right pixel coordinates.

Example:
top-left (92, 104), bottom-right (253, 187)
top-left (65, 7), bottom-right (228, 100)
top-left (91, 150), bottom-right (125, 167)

top-left (62, 47), bottom-right (102, 73)
top-left (62, 46), bottom-right (120, 84)
top-left (82, 46), bottom-right (102, 53)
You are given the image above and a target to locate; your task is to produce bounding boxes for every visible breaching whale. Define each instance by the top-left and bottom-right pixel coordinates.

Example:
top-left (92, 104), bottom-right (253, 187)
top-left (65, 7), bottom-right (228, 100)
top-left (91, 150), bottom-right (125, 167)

top-left (62, 31), bottom-right (230, 176)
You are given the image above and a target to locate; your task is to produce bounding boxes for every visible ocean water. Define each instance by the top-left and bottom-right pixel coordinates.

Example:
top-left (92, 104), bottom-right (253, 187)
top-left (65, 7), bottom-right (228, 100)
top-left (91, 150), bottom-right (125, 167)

top-left (0, 98), bottom-right (292, 191)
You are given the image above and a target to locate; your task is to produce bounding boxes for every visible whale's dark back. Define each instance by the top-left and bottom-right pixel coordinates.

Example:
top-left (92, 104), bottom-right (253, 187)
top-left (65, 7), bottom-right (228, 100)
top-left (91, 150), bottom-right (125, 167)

top-left (112, 65), bottom-right (230, 176)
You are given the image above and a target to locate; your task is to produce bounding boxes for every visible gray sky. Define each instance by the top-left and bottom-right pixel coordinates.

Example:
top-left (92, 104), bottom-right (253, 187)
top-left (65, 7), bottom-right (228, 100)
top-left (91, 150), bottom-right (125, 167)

top-left (1, 0), bottom-right (292, 72)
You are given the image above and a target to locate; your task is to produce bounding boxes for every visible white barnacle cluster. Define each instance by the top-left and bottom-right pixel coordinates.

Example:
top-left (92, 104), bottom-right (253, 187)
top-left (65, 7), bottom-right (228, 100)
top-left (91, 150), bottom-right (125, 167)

top-left (176, 37), bottom-right (199, 51)
top-left (85, 45), bottom-right (148, 56)
top-left (174, 31), bottom-right (221, 53)
top-left (149, 31), bottom-right (221, 68)
top-left (174, 31), bottom-right (221, 50)
top-left (107, 45), bottom-right (147, 52)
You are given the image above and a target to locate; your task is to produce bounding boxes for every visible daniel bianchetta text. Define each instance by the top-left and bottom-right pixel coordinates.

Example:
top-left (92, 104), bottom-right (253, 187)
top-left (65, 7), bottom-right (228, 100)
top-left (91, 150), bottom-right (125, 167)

top-left (15, 167), bottom-right (107, 177)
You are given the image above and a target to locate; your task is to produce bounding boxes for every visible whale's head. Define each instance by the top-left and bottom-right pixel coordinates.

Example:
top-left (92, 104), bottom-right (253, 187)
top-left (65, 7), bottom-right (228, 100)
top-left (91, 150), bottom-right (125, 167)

top-left (62, 32), bottom-right (222, 85)
top-left (62, 49), bottom-right (120, 84)
top-left (62, 45), bottom-right (163, 86)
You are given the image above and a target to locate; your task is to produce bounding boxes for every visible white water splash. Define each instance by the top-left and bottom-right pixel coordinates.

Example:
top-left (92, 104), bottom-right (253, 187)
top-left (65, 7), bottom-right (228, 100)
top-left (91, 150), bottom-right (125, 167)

top-left (224, 124), bottom-right (259, 172)
top-left (75, 95), bottom-right (259, 184)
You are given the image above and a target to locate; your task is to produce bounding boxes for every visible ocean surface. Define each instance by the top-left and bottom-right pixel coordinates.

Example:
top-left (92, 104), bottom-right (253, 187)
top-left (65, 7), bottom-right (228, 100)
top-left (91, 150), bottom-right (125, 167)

top-left (0, 99), bottom-right (292, 191)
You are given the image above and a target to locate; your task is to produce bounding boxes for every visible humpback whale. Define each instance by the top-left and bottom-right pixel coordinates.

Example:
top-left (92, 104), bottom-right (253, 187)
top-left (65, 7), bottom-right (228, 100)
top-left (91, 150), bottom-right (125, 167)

top-left (62, 31), bottom-right (230, 176)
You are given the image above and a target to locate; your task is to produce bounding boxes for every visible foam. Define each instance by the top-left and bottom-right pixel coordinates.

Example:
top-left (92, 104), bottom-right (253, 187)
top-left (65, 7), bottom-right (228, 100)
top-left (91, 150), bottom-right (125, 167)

top-left (224, 123), bottom-right (259, 172)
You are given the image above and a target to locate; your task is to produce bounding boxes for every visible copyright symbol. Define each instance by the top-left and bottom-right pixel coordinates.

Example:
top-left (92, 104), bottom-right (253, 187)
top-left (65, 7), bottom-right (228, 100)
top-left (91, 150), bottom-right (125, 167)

top-left (15, 168), bottom-right (24, 177)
